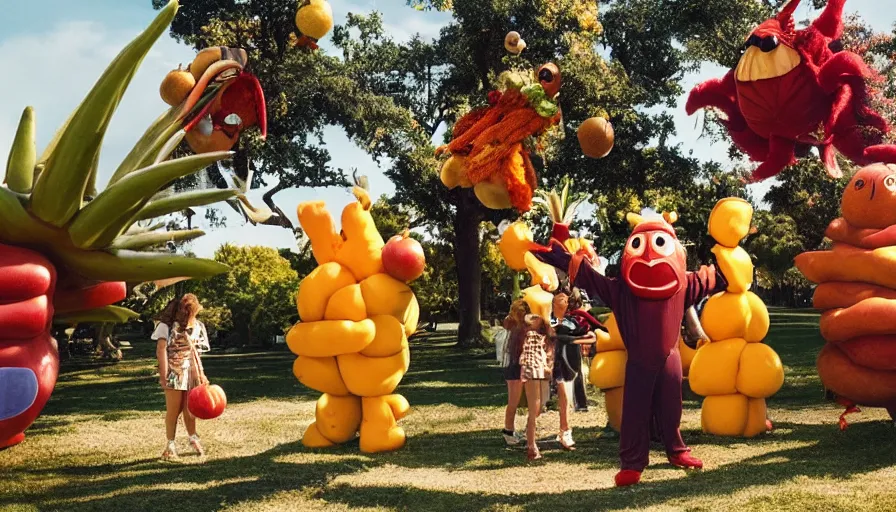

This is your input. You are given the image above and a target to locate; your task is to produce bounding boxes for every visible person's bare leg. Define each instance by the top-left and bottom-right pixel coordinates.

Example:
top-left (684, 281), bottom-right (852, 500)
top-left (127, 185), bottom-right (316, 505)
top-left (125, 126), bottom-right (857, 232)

top-left (163, 389), bottom-right (183, 458)
top-left (164, 389), bottom-right (183, 441)
top-left (557, 380), bottom-right (576, 450)
top-left (524, 379), bottom-right (542, 459)
top-left (557, 380), bottom-right (572, 431)
top-left (181, 392), bottom-right (197, 436)
top-left (505, 380), bottom-right (523, 431)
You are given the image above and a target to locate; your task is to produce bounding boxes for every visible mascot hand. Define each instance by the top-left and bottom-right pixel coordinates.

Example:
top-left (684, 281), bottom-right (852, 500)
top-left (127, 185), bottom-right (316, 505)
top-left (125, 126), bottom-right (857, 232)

top-left (531, 239), bottom-right (572, 271)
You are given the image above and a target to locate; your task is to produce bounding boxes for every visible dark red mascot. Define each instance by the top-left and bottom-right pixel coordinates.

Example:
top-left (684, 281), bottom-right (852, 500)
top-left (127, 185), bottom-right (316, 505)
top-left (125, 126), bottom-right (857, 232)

top-left (535, 215), bottom-right (726, 486)
top-left (686, 0), bottom-right (896, 181)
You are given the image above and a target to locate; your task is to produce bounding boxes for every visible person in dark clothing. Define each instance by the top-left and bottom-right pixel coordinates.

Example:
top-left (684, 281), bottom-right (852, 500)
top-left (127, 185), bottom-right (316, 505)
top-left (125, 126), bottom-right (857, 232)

top-left (550, 293), bottom-right (595, 450)
top-left (566, 289), bottom-right (609, 412)
top-left (535, 215), bottom-right (727, 487)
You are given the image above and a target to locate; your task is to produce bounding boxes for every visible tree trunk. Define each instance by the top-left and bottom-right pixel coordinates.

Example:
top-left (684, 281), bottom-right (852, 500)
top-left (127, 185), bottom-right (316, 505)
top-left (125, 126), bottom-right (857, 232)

top-left (454, 190), bottom-right (487, 349)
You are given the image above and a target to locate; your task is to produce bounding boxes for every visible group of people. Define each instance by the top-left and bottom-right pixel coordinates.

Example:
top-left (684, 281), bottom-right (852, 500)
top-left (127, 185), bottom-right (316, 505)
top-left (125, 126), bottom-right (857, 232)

top-left (500, 289), bottom-right (608, 461)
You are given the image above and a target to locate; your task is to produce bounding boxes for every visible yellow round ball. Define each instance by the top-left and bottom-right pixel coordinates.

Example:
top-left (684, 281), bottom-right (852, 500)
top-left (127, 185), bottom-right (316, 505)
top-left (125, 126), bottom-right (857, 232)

top-left (296, 0), bottom-right (334, 41)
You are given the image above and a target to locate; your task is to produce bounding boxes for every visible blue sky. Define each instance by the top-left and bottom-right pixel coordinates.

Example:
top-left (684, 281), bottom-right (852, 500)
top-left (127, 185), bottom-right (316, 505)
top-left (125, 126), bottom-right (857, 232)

top-left (1, 1), bottom-right (893, 258)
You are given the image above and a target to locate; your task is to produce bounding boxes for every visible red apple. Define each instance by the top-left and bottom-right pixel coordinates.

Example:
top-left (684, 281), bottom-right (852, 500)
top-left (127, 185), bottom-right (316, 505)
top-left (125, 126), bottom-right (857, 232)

top-left (382, 232), bottom-right (426, 282)
top-left (188, 384), bottom-right (227, 420)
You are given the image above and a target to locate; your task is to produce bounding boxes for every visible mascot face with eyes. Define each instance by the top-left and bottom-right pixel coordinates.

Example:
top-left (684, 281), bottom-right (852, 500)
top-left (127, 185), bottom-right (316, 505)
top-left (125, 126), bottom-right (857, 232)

top-left (841, 163), bottom-right (896, 229)
top-left (621, 220), bottom-right (687, 300)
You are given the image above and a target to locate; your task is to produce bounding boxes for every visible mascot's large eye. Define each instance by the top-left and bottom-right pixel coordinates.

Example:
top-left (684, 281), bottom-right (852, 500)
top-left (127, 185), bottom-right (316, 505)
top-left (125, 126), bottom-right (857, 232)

top-left (626, 234), bottom-right (646, 257)
top-left (650, 233), bottom-right (675, 257)
top-left (759, 35), bottom-right (779, 53)
top-left (885, 175), bottom-right (896, 191)
top-left (537, 63), bottom-right (562, 98)
top-left (855, 179), bottom-right (866, 191)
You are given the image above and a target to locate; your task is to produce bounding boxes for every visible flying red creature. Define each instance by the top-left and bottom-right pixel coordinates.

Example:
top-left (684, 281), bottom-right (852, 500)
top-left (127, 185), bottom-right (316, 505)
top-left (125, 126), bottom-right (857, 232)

top-left (686, 0), bottom-right (896, 181)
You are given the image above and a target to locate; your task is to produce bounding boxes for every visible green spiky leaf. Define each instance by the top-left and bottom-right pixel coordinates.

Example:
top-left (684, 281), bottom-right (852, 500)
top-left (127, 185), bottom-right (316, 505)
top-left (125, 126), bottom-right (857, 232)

top-left (53, 305), bottom-right (139, 325)
top-left (56, 248), bottom-right (229, 282)
top-left (136, 188), bottom-right (238, 221)
top-left (68, 151), bottom-right (232, 249)
top-left (0, 186), bottom-right (54, 245)
top-left (110, 229), bottom-right (205, 250)
top-left (5, 107), bottom-right (36, 193)
top-left (30, 0), bottom-right (179, 226)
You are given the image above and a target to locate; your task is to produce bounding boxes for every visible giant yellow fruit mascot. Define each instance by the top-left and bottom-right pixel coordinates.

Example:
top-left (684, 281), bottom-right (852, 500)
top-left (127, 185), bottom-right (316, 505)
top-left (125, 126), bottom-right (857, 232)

top-left (287, 187), bottom-right (422, 452)
top-left (689, 198), bottom-right (784, 437)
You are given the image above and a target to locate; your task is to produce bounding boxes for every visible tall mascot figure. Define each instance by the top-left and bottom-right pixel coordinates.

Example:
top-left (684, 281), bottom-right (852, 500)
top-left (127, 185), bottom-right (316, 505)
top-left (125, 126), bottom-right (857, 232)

top-left (686, 0), bottom-right (896, 181)
top-left (534, 213), bottom-right (727, 486)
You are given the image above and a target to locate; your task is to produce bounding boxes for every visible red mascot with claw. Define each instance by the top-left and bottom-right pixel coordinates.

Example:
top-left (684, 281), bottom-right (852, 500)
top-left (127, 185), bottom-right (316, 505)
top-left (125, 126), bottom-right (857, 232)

top-left (534, 212), bottom-right (727, 487)
top-left (686, 0), bottom-right (896, 181)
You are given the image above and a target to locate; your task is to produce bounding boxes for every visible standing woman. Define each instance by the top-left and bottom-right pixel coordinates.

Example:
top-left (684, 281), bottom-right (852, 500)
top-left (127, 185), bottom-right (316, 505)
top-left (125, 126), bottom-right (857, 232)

top-left (154, 293), bottom-right (210, 459)
top-left (501, 299), bottom-right (531, 446)
top-left (551, 293), bottom-right (595, 451)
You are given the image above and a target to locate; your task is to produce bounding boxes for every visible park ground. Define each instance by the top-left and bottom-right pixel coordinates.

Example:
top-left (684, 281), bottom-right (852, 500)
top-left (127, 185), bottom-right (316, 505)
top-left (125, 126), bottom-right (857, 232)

top-left (2, 309), bottom-right (896, 512)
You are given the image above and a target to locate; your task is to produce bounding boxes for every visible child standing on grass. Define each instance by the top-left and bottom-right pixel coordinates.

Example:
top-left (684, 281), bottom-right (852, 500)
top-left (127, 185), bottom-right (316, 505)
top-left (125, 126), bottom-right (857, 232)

top-left (501, 300), bottom-right (531, 446)
top-left (519, 314), bottom-right (554, 461)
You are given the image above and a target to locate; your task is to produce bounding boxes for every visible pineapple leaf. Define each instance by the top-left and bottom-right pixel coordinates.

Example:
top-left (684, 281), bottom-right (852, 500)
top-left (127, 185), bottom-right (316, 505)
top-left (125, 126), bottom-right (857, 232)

top-left (30, 0), bottom-right (180, 226)
top-left (0, 186), bottom-right (54, 245)
top-left (110, 229), bottom-right (205, 250)
top-left (108, 108), bottom-right (183, 186)
top-left (53, 305), bottom-right (139, 326)
top-left (136, 189), bottom-right (238, 222)
top-left (68, 150), bottom-right (232, 249)
top-left (560, 179), bottom-right (570, 213)
top-left (5, 107), bottom-right (36, 194)
top-left (56, 248), bottom-right (229, 282)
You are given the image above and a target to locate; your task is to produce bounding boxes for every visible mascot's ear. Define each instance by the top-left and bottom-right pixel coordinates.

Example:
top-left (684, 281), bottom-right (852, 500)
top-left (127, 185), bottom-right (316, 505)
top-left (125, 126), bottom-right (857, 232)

top-left (626, 212), bottom-right (644, 229)
top-left (662, 211), bottom-right (678, 225)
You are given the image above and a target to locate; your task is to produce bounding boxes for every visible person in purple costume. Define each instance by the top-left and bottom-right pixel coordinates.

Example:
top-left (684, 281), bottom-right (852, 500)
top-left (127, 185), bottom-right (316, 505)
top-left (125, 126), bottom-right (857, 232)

top-left (533, 214), bottom-right (727, 486)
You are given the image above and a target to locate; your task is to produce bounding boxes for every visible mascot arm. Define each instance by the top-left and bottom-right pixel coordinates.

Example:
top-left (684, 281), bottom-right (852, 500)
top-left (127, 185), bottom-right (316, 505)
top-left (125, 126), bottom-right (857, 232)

top-left (532, 240), bottom-right (618, 308)
top-left (685, 264), bottom-right (727, 308)
top-left (812, 0), bottom-right (846, 39)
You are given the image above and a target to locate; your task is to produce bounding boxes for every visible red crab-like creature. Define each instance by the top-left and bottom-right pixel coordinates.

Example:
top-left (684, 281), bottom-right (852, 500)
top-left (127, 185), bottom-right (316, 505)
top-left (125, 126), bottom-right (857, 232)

top-left (686, 0), bottom-right (896, 181)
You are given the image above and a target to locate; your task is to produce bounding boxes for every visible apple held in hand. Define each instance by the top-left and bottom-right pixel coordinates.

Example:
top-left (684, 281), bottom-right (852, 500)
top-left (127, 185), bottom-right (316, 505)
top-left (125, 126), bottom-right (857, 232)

top-left (382, 232), bottom-right (426, 283)
top-left (188, 384), bottom-right (227, 420)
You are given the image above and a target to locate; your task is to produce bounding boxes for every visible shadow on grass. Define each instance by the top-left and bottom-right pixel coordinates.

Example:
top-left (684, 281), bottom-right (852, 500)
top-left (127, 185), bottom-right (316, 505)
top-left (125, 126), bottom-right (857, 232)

top-left (16, 308), bottom-right (888, 510)
top-left (4, 420), bottom-right (895, 512)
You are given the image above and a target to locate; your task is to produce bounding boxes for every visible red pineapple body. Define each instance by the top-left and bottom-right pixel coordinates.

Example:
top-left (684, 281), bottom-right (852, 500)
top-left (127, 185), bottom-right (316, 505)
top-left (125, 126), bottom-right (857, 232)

top-left (736, 64), bottom-right (829, 142)
top-left (0, 244), bottom-right (57, 449)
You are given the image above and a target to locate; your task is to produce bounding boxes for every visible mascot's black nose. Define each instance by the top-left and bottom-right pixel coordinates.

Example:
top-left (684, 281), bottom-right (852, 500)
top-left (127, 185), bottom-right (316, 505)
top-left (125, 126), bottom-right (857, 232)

top-left (744, 34), bottom-right (779, 53)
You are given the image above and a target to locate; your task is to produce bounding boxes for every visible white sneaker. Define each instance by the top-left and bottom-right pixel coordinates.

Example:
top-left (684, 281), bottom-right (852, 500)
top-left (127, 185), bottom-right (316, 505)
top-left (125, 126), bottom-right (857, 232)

top-left (189, 434), bottom-right (205, 456)
top-left (557, 429), bottom-right (576, 450)
top-left (162, 440), bottom-right (178, 459)
top-left (503, 429), bottom-right (522, 446)
top-left (514, 431), bottom-right (527, 444)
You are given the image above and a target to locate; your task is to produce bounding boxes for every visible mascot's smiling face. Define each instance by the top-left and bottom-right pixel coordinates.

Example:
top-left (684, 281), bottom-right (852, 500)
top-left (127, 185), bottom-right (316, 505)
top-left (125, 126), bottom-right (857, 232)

top-left (621, 220), bottom-right (687, 300)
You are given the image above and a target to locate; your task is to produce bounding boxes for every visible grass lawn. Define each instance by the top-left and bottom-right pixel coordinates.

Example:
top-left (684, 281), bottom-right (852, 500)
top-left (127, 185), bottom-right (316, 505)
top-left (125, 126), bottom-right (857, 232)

top-left (2, 309), bottom-right (896, 511)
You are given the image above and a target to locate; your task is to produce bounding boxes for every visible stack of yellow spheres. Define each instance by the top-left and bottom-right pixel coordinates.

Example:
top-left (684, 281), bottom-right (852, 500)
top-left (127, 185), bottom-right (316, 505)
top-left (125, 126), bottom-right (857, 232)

top-left (287, 190), bottom-right (419, 453)
top-left (688, 198), bottom-right (784, 437)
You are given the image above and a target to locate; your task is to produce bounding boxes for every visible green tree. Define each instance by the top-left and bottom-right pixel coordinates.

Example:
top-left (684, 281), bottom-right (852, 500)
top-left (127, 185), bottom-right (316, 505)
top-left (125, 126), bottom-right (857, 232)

top-left (188, 244), bottom-right (299, 345)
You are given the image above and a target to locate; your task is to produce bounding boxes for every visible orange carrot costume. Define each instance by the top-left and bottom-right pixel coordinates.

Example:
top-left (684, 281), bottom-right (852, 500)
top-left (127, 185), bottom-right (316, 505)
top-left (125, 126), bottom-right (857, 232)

top-left (437, 64), bottom-right (563, 212)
